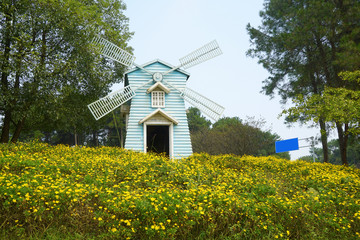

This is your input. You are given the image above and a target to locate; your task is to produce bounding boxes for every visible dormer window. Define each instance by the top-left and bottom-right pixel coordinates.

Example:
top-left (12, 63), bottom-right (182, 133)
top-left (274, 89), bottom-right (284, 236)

top-left (152, 91), bottom-right (165, 108)
top-left (147, 82), bottom-right (171, 109)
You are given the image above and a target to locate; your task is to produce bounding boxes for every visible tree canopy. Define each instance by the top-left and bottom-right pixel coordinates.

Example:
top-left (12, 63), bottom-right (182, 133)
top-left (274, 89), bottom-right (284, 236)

top-left (300, 137), bottom-right (360, 167)
top-left (247, 0), bottom-right (360, 165)
top-left (187, 109), bottom-right (289, 159)
top-left (284, 71), bottom-right (360, 135)
top-left (0, 0), bottom-right (133, 143)
top-left (186, 107), bottom-right (211, 133)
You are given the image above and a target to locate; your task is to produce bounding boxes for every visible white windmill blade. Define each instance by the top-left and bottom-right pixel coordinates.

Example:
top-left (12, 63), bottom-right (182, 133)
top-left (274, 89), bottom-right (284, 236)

top-left (93, 36), bottom-right (154, 76)
top-left (92, 36), bottom-right (136, 67)
top-left (179, 40), bottom-right (222, 69)
top-left (181, 87), bottom-right (224, 121)
top-left (162, 40), bottom-right (222, 76)
top-left (88, 85), bottom-right (136, 120)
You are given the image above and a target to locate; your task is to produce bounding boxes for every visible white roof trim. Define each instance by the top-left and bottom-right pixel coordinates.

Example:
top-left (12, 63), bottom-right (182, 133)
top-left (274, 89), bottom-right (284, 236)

top-left (125, 59), bottom-right (190, 78)
top-left (147, 82), bottom-right (171, 94)
top-left (139, 109), bottom-right (179, 125)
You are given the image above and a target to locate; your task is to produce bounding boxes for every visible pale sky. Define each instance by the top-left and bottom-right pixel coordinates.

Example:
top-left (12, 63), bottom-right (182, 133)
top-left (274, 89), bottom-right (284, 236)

top-left (122, 0), bottom-right (323, 160)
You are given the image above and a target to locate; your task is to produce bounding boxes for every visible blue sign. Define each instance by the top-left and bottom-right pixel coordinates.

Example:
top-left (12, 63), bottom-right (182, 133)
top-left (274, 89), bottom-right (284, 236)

top-left (275, 138), bottom-right (299, 153)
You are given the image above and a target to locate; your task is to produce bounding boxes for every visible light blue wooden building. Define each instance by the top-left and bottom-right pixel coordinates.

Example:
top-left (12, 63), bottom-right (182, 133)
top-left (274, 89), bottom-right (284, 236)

top-left (88, 37), bottom-right (225, 159)
top-left (124, 60), bottom-right (192, 158)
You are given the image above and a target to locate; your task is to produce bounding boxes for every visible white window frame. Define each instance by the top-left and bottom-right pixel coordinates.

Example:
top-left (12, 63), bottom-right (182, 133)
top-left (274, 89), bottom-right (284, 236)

top-left (151, 91), bottom-right (165, 108)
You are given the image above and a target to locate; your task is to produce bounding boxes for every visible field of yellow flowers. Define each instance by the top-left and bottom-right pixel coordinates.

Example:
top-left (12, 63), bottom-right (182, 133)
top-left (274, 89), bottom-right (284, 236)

top-left (0, 142), bottom-right (359, 239)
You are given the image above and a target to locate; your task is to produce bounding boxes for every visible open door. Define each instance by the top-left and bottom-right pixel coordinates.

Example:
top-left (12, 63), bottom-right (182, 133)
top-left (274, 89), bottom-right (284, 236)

top-left (139, 109), bottom-right (177, 158)
top-left (146, 125), bottom-right (169, 156)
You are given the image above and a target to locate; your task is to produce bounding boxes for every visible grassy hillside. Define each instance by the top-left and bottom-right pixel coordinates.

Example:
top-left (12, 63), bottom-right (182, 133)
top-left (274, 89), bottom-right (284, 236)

top-left (0, 142), bottom-right (359, 239)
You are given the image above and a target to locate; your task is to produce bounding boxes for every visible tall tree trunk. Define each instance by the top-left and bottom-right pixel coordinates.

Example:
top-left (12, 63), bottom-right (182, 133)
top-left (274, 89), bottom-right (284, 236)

top-left (0, 111), bottom-right (11, 143)
top-left (314, 34), bottom-right (332, 86)
top-left (11, 117), bottom-right (26, 143)
top-left (92, 131), bottom-right (99, 146)
top-left (74, 128), bottom-right (78, 146)
top-left (120, 127), bottom-right (124, 148)
top-left (336, 122), bottom-right (349, 166)
top-left (7, 38), bottom-right (25, 144)
top-left (319, 119), bottom-right (329, 163)
top-left (0, 9), bottom-right (13, 143)
top-left (307, 53), bottom-right (329, 163)
top-left (9, 27), bottom-right (48, 144)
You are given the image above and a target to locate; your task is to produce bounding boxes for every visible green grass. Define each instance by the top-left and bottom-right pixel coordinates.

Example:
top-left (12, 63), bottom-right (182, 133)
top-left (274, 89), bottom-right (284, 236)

top-left (0, 142), bottom-right (359, 239)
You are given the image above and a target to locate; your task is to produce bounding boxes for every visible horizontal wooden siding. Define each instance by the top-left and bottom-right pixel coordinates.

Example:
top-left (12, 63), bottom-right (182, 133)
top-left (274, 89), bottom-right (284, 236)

top-left (124, 61), bottom-right (192, 158)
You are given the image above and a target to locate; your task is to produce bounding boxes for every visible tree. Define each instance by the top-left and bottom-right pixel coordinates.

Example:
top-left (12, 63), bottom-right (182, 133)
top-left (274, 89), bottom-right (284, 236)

top-left (186, 107), bottom-right (211, 133)
top-left (103, 108), bottom-right (127, 148)
top-left (0, 0), bottom-right (132, 143)
top-left (190, 115), bottom-right (289, 159)
top-left (283, 71), bottom-right (360, 165)
top-left (247, 0), bottom-right (360, 165)
top-left (301, 138), bottom-right (360, 167)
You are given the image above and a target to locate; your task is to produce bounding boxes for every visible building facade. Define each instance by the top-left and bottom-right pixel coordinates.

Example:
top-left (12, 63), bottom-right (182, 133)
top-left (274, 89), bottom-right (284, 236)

top-left (124, 60), bottom-right (193, 159)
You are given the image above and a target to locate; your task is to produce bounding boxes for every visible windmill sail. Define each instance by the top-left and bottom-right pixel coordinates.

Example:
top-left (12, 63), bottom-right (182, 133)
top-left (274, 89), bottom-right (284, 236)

top-left (181, 87), bottom-right (224, 121)
top-left (88, 85), bottom-right (136, 120)
top-left (92, 36), bottom-right (136, 67)
top-left (179, 40), bottom-right (222, 69)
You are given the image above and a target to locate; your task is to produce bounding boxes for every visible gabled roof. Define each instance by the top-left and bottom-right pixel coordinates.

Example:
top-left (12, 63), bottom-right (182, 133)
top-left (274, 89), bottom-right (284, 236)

top-left (125, 59), bottom-right (190, 79)
top-left (138, 109), bottom-right (179, 125)
top-left (147, 82), bottom-right (170, 94)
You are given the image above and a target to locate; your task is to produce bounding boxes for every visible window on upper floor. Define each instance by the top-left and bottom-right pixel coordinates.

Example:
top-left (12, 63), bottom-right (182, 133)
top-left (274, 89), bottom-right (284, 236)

top-left (152, 91), bottom-right (165, 108)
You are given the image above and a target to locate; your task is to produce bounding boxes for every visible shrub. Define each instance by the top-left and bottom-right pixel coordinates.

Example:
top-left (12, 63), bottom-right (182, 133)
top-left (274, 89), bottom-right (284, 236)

top-left (0, 142), bottom-right (359, 239)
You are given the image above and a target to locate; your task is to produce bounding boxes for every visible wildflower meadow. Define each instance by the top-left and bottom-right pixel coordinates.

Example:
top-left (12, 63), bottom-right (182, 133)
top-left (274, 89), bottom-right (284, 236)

top-left (0, 142), bottom-right (359, 239)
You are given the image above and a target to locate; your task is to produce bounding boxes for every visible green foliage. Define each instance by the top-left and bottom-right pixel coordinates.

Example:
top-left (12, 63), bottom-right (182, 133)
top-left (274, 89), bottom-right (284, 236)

top-left (189, 115), bottom-right (289, 159)
top-left (0, 142), bottom-right (359, 239)
top-left (247, 0), bottom-right (360, 165)
top-left (103, 109), bottom-right (127, 147)
top-left (307, 138), bottom-right (360, 167)
top-left (186, 107), bottom-right (211, 133)
top-left (247, 0), bottom-right (360, 100)
top-left (283, 71), bottom-right (360, 135)
top-left (0, 0), bottom-right (133, 143)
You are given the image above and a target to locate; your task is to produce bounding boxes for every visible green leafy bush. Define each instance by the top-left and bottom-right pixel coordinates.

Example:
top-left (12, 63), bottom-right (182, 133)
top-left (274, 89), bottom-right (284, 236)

top-left (0, 142), bottom-right (359, 239)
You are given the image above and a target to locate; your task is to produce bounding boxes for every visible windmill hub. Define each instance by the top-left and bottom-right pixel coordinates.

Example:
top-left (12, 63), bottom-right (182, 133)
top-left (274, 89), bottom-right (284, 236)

top-left (152, 72), bottom-right (163, 82)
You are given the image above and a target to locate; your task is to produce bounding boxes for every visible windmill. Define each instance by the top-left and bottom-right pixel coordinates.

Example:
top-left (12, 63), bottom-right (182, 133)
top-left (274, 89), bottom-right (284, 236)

top-left (88, 36), bottom-right (225, 158)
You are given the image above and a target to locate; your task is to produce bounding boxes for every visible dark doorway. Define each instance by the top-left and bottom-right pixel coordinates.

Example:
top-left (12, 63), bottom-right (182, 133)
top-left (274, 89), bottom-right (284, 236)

top-left (147, 125), bottom-right (169, 156)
